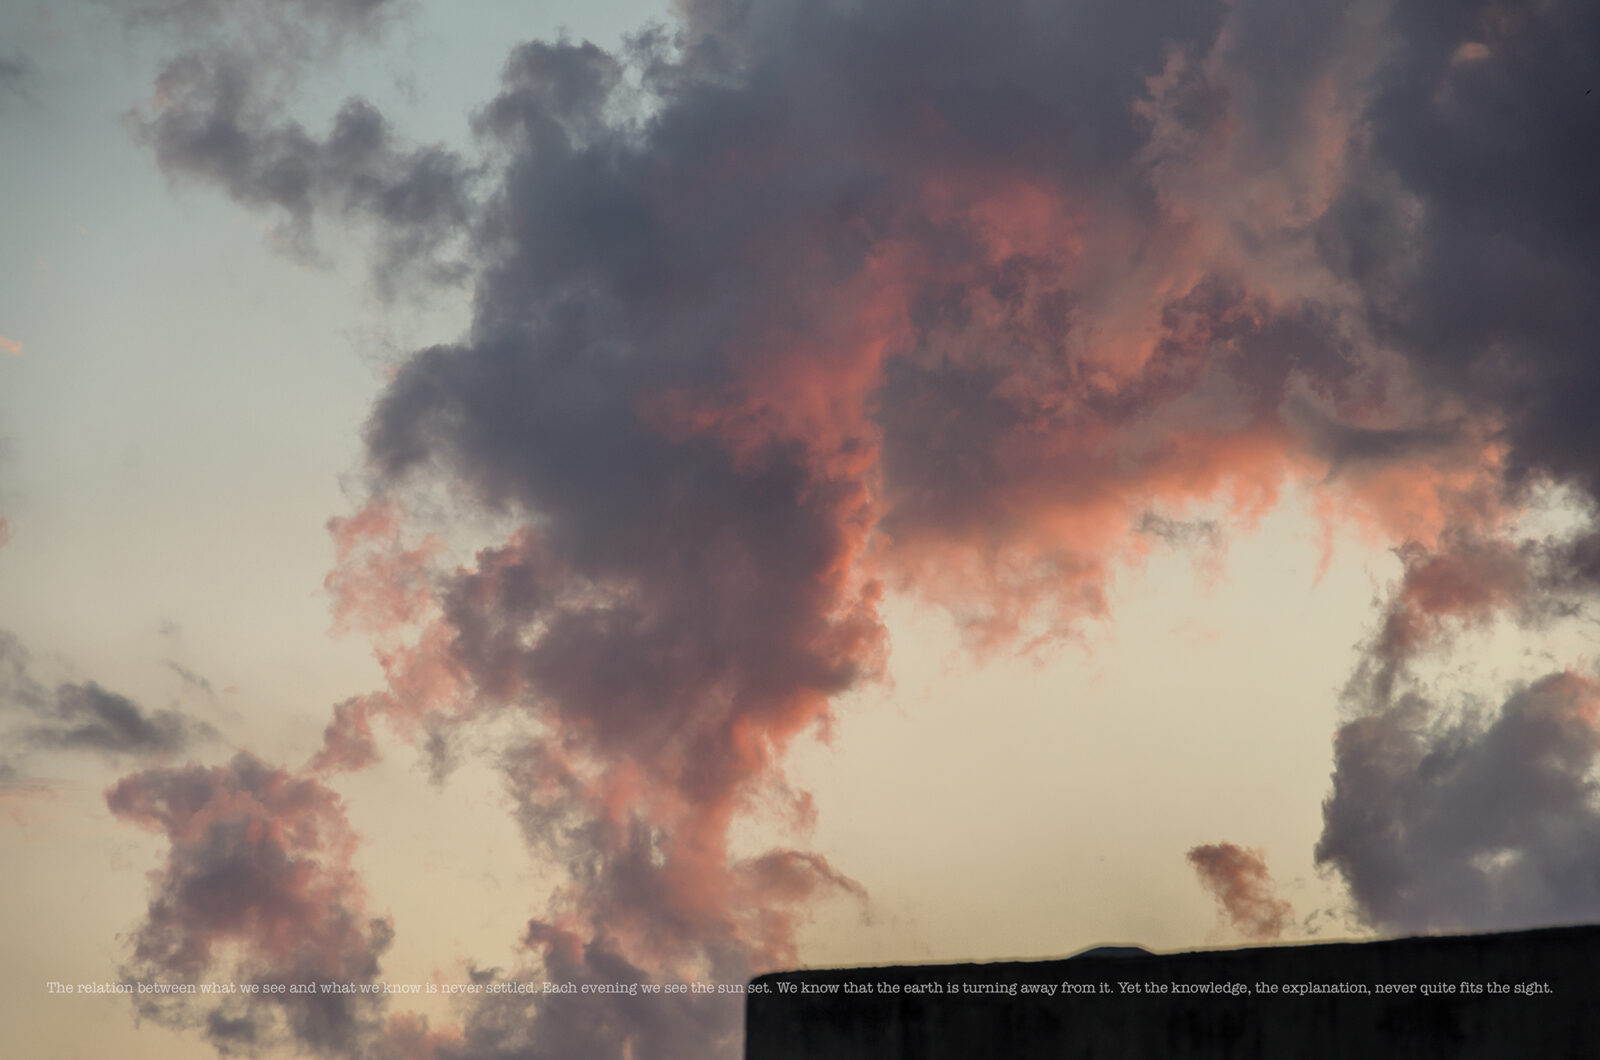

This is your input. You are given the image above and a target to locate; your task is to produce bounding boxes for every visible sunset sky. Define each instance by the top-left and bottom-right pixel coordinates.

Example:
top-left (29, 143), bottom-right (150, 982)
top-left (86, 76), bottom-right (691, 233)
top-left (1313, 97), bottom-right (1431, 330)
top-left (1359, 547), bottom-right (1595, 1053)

top-left (3, 1), bottom-right (1599, 1057)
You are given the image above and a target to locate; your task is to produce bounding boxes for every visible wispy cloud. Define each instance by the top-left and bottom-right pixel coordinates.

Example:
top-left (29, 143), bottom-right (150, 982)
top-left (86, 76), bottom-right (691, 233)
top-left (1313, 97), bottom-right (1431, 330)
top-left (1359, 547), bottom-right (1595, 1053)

top-left (0, 632), bottom-right (217, 775)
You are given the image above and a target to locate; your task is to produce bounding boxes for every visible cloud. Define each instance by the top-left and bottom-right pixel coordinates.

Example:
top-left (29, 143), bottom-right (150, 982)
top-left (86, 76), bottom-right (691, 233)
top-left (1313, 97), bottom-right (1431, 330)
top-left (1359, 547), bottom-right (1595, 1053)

top-left (306, 695), bottom-right (379, 775)
top-left (339, 0), bottom-right (1600, 1047)
top-left (0, 334), bottom-right (21, 355)
top-left (438, 921), bottom-right (741, 1060)
top-left (0, 631), bottom-right (215, 773)
top-left (165, 660), bottom-right (217, 699)
top-left (106, 753), bottom-right (439, 1056)
top-left (1318, 673), bottom-right (1600, 934)
top-left (124, 0), bottom-right (474, 292)
top-left (108, 0), bottom-right (1600, 1053)
top-left (323, 499), bottom-right (443, 638)
top-left (1317, 523), bottom-right (1600, 934)
top-left (30, 680), bottom-right (213, 755)
top-left (1186, 842), bottom-right (1292, 940)
top-left (344, 4), bottom-right (1363, 1047)
top-left (1320, 0), bottom-right (1600, 500)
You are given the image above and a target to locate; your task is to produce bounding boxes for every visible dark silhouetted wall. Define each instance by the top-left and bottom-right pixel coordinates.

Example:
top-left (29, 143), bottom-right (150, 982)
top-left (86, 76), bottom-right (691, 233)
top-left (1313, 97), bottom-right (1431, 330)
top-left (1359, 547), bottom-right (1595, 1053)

top-left (747, 925), bottom-right (1600, 1058)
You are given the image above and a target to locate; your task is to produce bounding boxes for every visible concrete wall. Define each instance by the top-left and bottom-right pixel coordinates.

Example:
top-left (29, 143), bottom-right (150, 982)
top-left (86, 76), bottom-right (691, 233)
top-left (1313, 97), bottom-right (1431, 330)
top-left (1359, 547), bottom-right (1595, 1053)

top-left (746, 925), bottom-right (1600, 1059)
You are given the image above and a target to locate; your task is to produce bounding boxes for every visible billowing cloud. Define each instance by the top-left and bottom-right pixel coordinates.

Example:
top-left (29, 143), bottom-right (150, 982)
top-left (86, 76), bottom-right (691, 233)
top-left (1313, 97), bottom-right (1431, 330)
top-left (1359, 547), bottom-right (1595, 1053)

top-left (94, 0), bottom-right (1600, 1055)
top-left (1318, 673), bottom-right (1600, 934)
top-left (1322, 0), bottom-right (1600, 501)
top-left (1186, 842), bottom-right (1292, 940)
top-left (341, 0), bottom-right (1600, 1049)
top-left (106, 753), bottom-right (445, 1057)
top-left (1317, 523), bottom-right (1600, 934)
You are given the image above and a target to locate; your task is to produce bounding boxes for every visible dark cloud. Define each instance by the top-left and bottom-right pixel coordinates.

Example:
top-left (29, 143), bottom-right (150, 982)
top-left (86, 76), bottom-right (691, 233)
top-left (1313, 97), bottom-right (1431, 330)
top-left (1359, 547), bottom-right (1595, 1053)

top-left (1318, 673), bottom-right (1600, 934)
top-left (1323, 0), bottom-right (1600, 499)
top-left (1287, 398), bottom-right (1464, 470)
top-left (1318, 521), bottom-right (1600, 933)
top-left (1296, 0), bottom-right (1600, 937)
top-left (30, 680), bottom-right (211, 755)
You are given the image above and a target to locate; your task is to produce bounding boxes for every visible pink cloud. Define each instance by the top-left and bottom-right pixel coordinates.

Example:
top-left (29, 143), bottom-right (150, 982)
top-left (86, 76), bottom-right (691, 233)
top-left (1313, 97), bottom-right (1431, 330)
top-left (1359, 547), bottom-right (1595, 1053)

top-left (1187, 842), bottom-right (1293, 940)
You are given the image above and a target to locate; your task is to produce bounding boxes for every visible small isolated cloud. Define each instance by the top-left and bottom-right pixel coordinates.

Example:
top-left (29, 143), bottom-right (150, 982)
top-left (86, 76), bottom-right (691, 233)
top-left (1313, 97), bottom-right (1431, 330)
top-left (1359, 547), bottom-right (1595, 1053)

top-left (0, 632), bottom-right (216, 778)
top-left (0, 335), bottom-right (22, 356)
top-left (163, 660), bottom-right (216, 698)
top-left (1187, 842), bottom-right (1293, 940)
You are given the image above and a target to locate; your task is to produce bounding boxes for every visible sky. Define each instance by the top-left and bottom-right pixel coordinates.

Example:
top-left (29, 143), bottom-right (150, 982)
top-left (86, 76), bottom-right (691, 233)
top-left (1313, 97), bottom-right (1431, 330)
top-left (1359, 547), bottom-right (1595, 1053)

top-left (2, 0), bottom-right (1599, 1057)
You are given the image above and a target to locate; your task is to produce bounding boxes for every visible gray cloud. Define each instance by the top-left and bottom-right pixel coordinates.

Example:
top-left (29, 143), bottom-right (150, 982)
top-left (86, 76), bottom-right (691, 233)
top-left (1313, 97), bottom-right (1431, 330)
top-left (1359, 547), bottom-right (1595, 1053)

top-left (0, 631), bottom-right (214, 770)
top-left (1135, 512), bottom-right (1222, 552)
top-left (1321, 0), bottom-right (1600, 499)
top-left (1317, 520), bottom-right (1600, 933)
top-left (31, 680), bottom-right (210, 755)
top-left (165, 659), bottom-right (216, 698)
top-left (1318, 673), bottom-right (1600, 934)
top-left (125, 0), bottom-right (474, 293)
